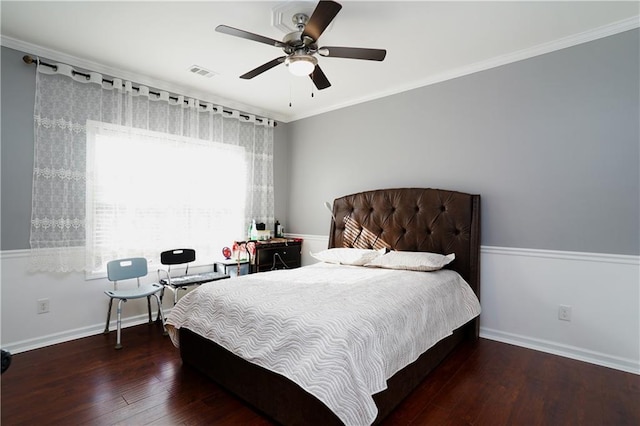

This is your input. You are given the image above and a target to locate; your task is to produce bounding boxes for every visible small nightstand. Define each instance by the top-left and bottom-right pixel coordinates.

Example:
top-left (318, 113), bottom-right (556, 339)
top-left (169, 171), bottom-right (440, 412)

top-left (252, 238), bottom-right (302, 273)
top-left (215, 258), bottom-right (250, 277)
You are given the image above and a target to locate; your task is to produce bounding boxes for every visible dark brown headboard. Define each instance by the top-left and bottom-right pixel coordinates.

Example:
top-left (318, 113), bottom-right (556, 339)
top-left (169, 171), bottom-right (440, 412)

top-left (328, 188), bottom-right (481, 299)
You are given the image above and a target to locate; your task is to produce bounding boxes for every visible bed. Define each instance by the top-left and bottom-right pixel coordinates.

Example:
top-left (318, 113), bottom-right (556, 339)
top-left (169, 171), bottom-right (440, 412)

top-left (166, 187), bottom-right (481, 425)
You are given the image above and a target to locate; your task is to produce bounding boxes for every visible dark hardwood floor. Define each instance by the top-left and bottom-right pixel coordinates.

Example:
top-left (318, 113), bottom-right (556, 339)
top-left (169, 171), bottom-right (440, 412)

top-left (2, 323), bottom-right (638, 425)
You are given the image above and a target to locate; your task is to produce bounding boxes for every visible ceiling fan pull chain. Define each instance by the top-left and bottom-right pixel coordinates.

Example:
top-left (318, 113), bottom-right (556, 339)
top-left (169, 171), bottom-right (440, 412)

top-left (310, 70), bottom-right (315, 98)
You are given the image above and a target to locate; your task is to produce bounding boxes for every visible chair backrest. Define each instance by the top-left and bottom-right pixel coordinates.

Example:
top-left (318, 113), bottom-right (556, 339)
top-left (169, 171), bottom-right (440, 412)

top-left (160, 249), bottom-right (196, 266)
top-left (107, 257), bottom-right (148, 282)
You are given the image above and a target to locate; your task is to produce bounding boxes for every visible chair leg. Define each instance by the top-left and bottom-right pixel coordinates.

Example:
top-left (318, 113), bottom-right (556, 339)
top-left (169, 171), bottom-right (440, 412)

top-left (115, 299), bottom-right (125, 350)
top-left (174, 287), bottom-right (180, 305)
top-left (152, 294), bottom-right (169, 336)
top-left (156, 287), bottom-right (166, 322)
top-left (104, 298), bottom-right (114, 334)
top-left (146, 296), bottom-right (153, 324)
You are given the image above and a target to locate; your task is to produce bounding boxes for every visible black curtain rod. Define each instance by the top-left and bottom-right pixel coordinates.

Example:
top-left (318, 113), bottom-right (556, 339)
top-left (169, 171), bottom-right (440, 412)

top-left (22, 55), bottom-right (276, 126)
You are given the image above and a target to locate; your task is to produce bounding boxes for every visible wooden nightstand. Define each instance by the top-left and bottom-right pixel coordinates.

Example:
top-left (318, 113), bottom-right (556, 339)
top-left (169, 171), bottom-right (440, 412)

top-left (252, 238), bottom-right (302, 273)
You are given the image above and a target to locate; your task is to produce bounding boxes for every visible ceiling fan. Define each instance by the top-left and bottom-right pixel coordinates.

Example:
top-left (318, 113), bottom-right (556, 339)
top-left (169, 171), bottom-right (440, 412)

top-left (215, 0), bottom-right (386, 90)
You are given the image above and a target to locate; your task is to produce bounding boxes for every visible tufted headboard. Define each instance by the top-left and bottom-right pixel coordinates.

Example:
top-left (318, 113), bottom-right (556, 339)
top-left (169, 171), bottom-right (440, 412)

top-left (328, 188), bottom-right (481, 298)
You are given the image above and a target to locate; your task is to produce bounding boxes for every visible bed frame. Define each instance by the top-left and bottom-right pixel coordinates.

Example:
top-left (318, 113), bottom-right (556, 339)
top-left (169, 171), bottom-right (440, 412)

top-left (179, 188), bottom-right (481, 425)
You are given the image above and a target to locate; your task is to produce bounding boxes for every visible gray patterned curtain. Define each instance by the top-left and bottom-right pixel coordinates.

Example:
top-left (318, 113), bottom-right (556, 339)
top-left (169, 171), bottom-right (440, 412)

top-left (30, 61), bottom-right (274, 272)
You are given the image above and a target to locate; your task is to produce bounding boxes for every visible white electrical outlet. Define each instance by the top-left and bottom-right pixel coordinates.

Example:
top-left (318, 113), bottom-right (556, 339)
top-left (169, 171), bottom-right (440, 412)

top-left (558, 304), bottom-right (572, 321)
top-left (37, 298), bottom-right (50, 314)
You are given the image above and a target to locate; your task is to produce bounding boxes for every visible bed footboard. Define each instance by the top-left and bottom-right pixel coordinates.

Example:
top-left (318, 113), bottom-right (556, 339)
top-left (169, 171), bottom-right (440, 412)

top-left (180, 323), bottom-right (470, 425)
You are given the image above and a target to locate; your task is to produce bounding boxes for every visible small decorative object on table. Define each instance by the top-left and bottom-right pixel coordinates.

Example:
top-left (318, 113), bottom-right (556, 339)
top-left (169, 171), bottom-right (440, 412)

top-left (255, 222), bottom-right (271, 240)
top-left (222, 246), bottom-right (232, 259)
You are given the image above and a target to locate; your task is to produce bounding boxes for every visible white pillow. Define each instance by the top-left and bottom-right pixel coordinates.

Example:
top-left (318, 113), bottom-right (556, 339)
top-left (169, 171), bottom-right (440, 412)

top-left (364, 251), bottom-right (455, 271)
top-left (310, 248), bottom-right (383, 266)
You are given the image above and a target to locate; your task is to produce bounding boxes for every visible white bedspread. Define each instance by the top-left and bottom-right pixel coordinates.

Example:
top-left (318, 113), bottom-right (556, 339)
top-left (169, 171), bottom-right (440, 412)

top-left (166, 262), bottom-right (480, 426)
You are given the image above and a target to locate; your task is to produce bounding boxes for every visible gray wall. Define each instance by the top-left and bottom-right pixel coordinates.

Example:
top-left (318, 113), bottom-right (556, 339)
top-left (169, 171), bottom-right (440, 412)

top-left (1, 47), bottom-right (36, 250)
top-left (286, 29), bottom-right (640, 255)
top-left (0, 46), bottom-right (292, 250)
top-left (2, 30), bottom-right (639, 255)
top-left (273, 121), bottom-right (290, 229)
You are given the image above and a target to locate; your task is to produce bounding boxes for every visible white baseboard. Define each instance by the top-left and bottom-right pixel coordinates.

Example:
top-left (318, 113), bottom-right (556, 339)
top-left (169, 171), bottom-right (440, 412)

top-left (3, 311), bottom-right (171, 354)
top-left (481, 327), bottom-right (640, 375)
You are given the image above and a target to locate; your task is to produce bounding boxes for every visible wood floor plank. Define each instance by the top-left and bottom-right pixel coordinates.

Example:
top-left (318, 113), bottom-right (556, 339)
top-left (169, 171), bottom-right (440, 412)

top-left (2, 323), bottom-right (639, 425)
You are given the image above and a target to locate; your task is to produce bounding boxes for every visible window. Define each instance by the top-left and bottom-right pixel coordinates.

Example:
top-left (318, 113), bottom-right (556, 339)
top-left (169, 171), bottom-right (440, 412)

top-left (86, 121), bottom-right (246, 276)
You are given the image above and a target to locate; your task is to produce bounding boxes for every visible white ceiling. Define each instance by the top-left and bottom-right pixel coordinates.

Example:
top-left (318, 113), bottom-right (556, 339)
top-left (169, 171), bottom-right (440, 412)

top-left (1, 1), bottom-right (638, 123)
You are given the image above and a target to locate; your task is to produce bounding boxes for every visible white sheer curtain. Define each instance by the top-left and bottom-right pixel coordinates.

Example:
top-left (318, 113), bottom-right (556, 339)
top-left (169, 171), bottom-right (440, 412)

top-left (30, 62), bottom-right (274, 273)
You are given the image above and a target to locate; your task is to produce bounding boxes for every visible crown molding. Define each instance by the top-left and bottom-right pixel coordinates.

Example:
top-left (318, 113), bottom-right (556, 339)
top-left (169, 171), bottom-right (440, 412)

top-left (287, 15), bottom-right (640, 122)
top-left (0, 35), bottom-right (288, 123)
top-left (3, 15), bottom-right (638, 124)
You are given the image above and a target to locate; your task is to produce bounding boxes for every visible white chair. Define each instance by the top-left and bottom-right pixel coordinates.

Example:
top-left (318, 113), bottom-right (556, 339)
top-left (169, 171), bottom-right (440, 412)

top-left (104, 257), bottom-right (167, 349)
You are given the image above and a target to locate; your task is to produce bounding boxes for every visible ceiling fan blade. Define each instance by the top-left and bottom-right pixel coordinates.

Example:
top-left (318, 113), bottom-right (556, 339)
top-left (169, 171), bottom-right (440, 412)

top-left (302, 1), bottom-right (342, 42)
top-left (216, 25), bottom-right (285, 48)
top-left (309, 65), bottom-right (331, 90)
top-left (240, 57), bottom-right (286, 79)
top-left (318, 46), bottom-right (386, 61)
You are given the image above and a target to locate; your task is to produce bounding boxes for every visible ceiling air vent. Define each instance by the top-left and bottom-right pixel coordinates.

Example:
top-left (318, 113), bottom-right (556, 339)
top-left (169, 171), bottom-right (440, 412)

top-left (188, 65), bottom-right (217, 78)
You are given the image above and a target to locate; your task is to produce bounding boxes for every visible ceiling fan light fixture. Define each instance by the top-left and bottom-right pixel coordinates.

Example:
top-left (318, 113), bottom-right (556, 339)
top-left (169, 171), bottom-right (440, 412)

top-left (285, 55), bottom-right (317, 76)
top-left (216, 0), bottom-right (385, 90)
